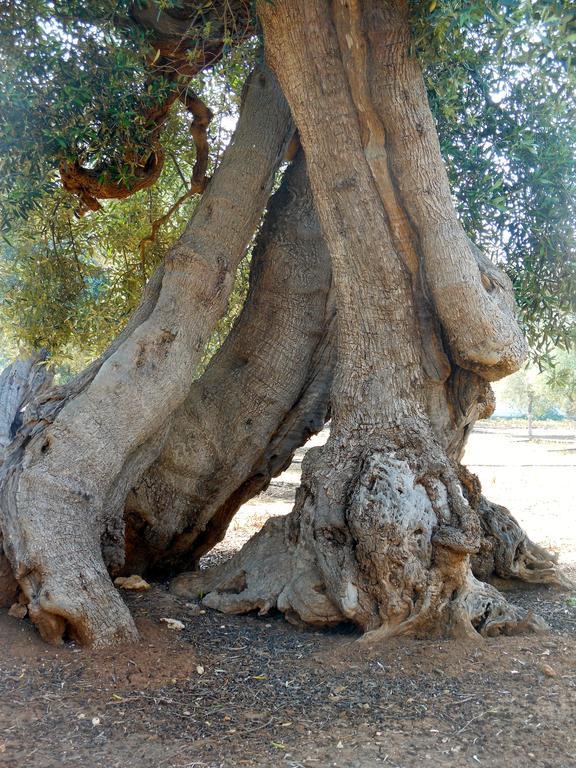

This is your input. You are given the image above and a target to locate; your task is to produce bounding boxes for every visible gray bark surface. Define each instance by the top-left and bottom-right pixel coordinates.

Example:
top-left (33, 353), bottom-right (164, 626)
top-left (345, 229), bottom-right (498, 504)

top-left (0, 352), bottom-right (54, 607)
top-left (123, 151), bottom-right (335, 576)
top-left (0, 5), bottom-right (567, 647)
top-left (0, 351), bottom-right (53, 461)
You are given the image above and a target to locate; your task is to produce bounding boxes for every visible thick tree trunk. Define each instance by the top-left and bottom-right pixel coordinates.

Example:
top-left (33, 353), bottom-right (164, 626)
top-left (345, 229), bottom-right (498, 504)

top-left (0, 65), bottom-right (293, 646)
top-left (120, 148), bottom-right (559, 591)
top-left (122, 150), bottom-right (335, 577)
top-left (173, 0), bottom-right (558, 639)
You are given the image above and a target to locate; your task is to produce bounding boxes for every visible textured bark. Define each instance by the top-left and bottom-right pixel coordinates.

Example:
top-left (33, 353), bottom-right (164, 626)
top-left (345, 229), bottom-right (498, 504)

top-left (0, 352), bottom-right (54, 607)
top-left (0, 4), bottom-right (566, 649)
top-left (362, 2), bottom-right (526, 381)
top-left (173, 0), bottom-right (552, 640)
top-left (123, 150), bottom-right (335, 577)
top-left (0, 65), bottom-right (292, 646)
top-left (0, 351), bottom-right (53, 461)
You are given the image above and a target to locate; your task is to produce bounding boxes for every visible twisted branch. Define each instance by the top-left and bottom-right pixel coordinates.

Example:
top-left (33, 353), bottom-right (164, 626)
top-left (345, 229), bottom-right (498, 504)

top-left (61, 1), bottom-right (254, 213)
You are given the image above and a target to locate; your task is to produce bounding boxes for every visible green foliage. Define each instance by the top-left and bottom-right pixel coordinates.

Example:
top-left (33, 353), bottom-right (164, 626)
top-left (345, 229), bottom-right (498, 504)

top-left (1, 188), bottom-right (166, 366)
top-left (0, 1), bottom-right (573, 372)
top-left (0, 0), bottom-right (256, 228)
top-left (1, 1), bottom-right (159, 228)
top-left (411, 0), bottom-right (576, 362)
top-left (546, 347), bottom-right (576, 416)
top-left (0, 0), bottom-right (255, 367)
top-left (0, 89), bottom-right (251, 369)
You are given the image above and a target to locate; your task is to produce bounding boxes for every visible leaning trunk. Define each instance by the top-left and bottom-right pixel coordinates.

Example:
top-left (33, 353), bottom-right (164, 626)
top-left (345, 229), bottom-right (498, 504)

top-left (0, 65), bottom-right (293, 646)
top-left (173, 0), bottom-right (552, 638)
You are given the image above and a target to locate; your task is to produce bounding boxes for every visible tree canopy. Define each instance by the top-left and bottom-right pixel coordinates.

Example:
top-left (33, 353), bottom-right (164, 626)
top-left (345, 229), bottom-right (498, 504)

top-left (0, 0), bottom-right (574, 367)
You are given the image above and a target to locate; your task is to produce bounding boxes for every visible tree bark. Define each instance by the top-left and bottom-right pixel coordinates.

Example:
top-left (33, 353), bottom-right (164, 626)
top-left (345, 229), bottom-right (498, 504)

top-left (119, 143), bottom-right (559, 594)
top-left (0, 352), bottom-right (54, 608)
top-left (122, 150), bottom-right (335, 577)
top-left (0, 65), bottom-right (293, 646)
top-left (173, 0), bottom-right (554, 639)
top-left (0, 351), bottom-right (54, 462)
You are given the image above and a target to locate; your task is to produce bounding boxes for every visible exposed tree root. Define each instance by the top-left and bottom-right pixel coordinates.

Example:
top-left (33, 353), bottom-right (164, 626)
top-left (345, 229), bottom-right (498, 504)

top-left (447, 573), bottom-right (547, 640)
top-left (473, 497), bottom-right (574, 590)
top-left (171, 514), bottom-right (343, 627)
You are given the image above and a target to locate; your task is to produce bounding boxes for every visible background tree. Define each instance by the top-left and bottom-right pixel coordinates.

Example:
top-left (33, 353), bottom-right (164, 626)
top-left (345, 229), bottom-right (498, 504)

top-left (0, 0), bottom-right (574, 646)
top-left (497, 348), bottom-right (576, 420)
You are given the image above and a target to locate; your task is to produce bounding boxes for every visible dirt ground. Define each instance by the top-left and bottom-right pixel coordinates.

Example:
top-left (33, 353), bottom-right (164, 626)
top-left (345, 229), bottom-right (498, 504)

top-left (1, 422), bottom-right (575, 768)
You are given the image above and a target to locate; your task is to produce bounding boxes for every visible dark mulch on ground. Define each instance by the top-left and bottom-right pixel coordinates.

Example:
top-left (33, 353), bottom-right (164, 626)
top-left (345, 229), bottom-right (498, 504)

top-left (1, 563), bottom-right (575, 768)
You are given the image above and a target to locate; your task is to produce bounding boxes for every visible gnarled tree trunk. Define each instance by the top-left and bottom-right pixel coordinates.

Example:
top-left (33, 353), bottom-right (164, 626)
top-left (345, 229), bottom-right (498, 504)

top-left (172, 0), bottom-right (563, 639)
top-left (0, 65), bottom-right (293, 646)
top-left (0, 2), bottom-right (567, 649)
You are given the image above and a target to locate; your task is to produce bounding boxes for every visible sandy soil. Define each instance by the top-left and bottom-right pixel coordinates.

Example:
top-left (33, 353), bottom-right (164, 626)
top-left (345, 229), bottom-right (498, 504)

top-left (1, 424), bottom-right (575, 768)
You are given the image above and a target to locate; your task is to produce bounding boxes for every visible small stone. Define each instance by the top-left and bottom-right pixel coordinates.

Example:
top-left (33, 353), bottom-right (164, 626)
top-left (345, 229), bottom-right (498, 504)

top-left (159, 617), bottom-right (185, 630)
top-left (196, 665), bottom-right (205, 675)
top-left (114, 575), bottom-right (151, 591)
top-left (91, 717), bottom-right (100, 726)
top-left (8, 603), bottom-right (27, 619)
top-left (540, 663), bottom-right (558, 678)
top-left (184, 603), bottom-right (204, 616)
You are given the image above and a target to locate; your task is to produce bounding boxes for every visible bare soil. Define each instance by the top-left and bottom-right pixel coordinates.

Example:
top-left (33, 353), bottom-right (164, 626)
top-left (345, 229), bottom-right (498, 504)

top-left (1, 424), bottom-right (575, 768)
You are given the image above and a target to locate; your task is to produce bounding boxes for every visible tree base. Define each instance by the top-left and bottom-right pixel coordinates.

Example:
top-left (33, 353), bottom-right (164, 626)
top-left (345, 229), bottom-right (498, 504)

top-left (172, 433), bottom-right (552, 641)
top-left (16, 536), bottom-right (139, 647)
